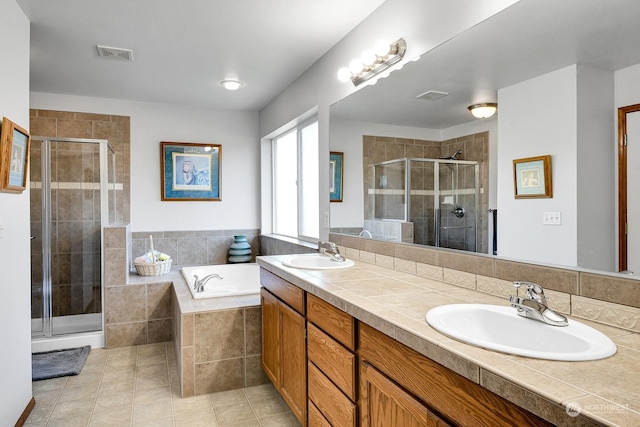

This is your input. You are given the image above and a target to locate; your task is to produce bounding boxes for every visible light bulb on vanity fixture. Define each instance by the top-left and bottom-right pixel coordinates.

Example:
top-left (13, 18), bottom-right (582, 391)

top-left (220, 80), bottom-right (244, 91)
top-left (337, 38), bottom-right (407, 86)
top-left (468, 103), bottom-right (497, 118)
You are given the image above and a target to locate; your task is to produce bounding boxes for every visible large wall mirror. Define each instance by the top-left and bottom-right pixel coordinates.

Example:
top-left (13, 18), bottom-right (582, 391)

top-left (329, 0), bottom-right (640, 276)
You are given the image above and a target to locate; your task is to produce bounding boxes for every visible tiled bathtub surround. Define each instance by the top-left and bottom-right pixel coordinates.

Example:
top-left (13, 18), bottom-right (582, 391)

top-left (131, 229), bottom-right (260, 268)
top-left (330, 232), bottom-right (640, 333)
top-left (171, 274), bottom-right (269, 397)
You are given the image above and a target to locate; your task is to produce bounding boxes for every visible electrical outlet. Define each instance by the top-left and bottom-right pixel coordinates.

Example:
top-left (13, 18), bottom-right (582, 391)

top-left (543, 211), bottom-right (562, 225)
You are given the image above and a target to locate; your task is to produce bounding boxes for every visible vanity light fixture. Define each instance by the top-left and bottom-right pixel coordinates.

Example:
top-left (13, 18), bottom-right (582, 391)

top-left (220, 80), bottom-right (244, 91)
top-left (337, 38), bottom-right (407, 87)
top-left (468, 103), bottom-right (498, 118)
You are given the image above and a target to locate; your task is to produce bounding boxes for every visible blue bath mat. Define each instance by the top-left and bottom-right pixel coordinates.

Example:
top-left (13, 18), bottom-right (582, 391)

top-left (32, 345), bottom-right (90, 381)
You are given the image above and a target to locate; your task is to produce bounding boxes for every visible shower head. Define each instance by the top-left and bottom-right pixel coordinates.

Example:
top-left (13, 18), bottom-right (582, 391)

top-left (439, 150), bottom-right (463, 160)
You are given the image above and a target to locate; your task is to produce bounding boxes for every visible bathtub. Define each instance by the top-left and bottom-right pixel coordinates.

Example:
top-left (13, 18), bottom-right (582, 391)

top-left (180, 263), bottom-right (261, 299)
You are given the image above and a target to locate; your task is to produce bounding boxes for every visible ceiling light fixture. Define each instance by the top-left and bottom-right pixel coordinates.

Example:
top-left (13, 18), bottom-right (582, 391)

top-left (468, 103), bottom-right (498, 118)
top-left (220, 80), bottom-right (244, 91)
top-left (337, 38), bottom-right (407, 87)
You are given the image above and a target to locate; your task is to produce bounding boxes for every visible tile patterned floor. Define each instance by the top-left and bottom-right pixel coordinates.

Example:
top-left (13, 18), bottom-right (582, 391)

top-left (25, 342), bottom-right (300, 427)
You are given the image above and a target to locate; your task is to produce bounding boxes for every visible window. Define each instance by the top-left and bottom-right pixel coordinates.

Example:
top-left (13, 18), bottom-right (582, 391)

top-left (273, 119), bottom-right (319, 241)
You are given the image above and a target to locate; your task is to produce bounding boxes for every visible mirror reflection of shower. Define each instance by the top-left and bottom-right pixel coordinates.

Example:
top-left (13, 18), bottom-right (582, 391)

top-left (371, 156), bottom-right (479, 251)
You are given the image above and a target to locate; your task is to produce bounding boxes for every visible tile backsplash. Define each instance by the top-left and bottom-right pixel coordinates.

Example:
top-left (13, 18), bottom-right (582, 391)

top-left (330, 232), bottom-right (640, 334)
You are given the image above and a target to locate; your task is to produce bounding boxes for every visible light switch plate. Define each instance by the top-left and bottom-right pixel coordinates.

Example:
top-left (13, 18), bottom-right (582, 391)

top-left (543, 211), bottom-right (562, 225)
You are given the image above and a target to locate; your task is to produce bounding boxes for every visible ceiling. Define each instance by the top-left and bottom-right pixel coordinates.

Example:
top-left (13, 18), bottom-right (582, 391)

top-left (16, 0), bottom-right (386, 111)
top-left (331, 0), bottom-right (640, 130)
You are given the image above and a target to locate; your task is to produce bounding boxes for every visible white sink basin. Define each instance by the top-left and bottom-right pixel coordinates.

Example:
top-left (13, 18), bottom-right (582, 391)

top-left (426, 304), bottom-right (617, 361)
top-left (281, 253), bottom-right (355, 270)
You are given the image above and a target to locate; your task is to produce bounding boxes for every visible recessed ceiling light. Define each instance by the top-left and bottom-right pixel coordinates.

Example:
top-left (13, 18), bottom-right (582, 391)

top-left (220, 80), bottom-right (244, 90)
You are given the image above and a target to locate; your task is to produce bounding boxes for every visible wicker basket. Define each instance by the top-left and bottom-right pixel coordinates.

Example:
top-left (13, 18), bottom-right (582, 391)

top-left (134, 260), bottom-right (172, 276)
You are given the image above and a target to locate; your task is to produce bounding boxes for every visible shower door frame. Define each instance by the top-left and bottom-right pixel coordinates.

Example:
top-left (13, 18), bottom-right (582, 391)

top-left (431, 159), bottom-right (480, 251)
top-left (371, 157), bottom-right (480, 250)
top-left (31, 137), bottom-right (112, 339)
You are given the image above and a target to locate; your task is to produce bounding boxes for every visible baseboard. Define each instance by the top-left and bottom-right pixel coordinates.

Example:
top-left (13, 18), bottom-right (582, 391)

top-left (14, 397), bottom-right (35, 427)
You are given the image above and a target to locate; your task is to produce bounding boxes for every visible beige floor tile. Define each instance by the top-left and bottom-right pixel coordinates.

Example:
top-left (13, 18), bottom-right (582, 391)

top-left (101, 365), bottom-right (136, 383)
top-left (98, 378), bottom-right (135, 395)
top-left (93, 390), bottom-right (134, 412)
top-left (90, 405), bottom-right (132, 427)
top-left (134, 417), bottom-right (175, 427)
top-left (137, 353), bottom-right (167, 366)
top-left (242, 383), bottom-right (278, 401)
top-left (32, 377), bottom-right (68, 392)
top-left (105, 355), bottom-right (137, 369)
top-left (137, 342), bottom-right (167, 357)
top-left (49, 397), bottom-right (95, 419)
top-left (26, 343), bottom-right (295, 427)
top-left (213, 402), bottom-right (257, 426)
top-left (58, 381), bottom-right (100, 402)
top-left (132, 398), bottom-right (174, 424)
top-left (173, 394), bottom-right (214, 415)
top-left (134, 385), bottom-right (173, 404)
top-left (45, 414), bottom-right (91, 427)
top-left (223, 421), bottom-right (260, 427)
top-left (259, 412), bottom-right (301, 426)
top-left (250, 395), bottom-right (290, 418)
top-left (107, 346), bottom-right (137, 360)
top-left (174, 411), bottom-right (218, 427)
top-left (22, 403), bottom-right (53, 427)
top-left (209, 388), bottom-right (248, 408)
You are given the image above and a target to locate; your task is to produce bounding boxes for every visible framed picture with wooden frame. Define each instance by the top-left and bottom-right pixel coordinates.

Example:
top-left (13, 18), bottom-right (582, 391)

top-left (0, 117), bottom-right (31, 194)
top-left (329, 151), bottom-right (344, 202)
top-left (513, 154), bottom-right (552, 199)
top-left (160, 141), bottom-right (221, 201)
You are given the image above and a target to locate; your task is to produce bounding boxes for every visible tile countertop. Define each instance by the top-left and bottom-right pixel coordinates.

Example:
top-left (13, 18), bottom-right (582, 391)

top-left (256, 255), bottom-right (640, 427)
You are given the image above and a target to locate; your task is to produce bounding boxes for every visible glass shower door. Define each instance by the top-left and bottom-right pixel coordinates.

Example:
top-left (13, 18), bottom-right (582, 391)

top-left (31, 138), bottom-right (108, 337)
top-left (436, 162), bottom-right (479, 251)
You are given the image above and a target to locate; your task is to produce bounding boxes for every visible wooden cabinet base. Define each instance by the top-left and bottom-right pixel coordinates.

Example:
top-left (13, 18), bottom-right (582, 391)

top-left (358, 322), bottom-right (552, 427)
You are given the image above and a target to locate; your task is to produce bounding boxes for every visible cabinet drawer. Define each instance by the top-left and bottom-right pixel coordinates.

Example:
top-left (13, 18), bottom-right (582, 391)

top-left (308, 400), bottom-right (332, 427)
top-left (307, 293), bottom-right (355, 350)
top-left (260, 268), bottom-right (305, 315)
top-left (308, 323), bottom-right (356, 400)
top-left (308, 362), bottom-right (356, 427)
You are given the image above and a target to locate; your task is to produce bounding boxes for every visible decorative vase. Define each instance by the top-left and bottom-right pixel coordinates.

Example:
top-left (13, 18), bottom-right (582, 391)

top-left (228, 235), bottom-right (252, 263)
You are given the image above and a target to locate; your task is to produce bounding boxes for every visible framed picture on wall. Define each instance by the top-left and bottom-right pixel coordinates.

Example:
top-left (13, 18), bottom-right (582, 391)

top-left (513, 154), bottom-right (552, 198)
top-left (330, 151), bottom-right (343, 202)
top-left (160, 141), bottom-right (222, 201)
top-left (0, 117), bottom-right (31, 194)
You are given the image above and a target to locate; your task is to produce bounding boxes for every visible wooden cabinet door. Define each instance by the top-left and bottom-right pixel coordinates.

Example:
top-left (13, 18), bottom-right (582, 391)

top-left (261, 288), bottom-right (280, 387)
top-left (279, 300), bottom-right (307, 425)
top-left (361, 362), bottom-right (451, 427)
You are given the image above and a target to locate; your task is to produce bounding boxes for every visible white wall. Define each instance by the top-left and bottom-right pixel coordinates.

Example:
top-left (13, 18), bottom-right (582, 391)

top-left (0, 0), bottom-right (32, 424)
top-left (498, 65), bottom-right (578, 266)
top-left (30, 93), bottom-right (260, 232)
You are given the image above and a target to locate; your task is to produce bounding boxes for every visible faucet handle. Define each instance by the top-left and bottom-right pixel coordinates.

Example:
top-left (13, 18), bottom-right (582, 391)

top-left (513, 281), bottom-right (546, 303)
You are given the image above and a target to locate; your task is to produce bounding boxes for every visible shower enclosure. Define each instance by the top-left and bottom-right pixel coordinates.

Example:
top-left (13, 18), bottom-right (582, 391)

top-left (30, 137), bottom-right (115, 347)
top-left (371, 157), bottom-right (480, 251)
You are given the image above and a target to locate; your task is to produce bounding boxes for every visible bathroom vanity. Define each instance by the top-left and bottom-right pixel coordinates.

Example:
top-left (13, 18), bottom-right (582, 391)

top-left (258, 254), bottom-right (639, 427)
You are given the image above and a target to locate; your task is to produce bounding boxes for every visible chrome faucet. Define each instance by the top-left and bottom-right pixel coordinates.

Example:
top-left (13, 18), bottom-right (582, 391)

top-left (509, 281), bottom-right (568, 327)
top-left (193, 273), bottom-right (223, 293)
top-left (318, 241), bottom-right (345, 262)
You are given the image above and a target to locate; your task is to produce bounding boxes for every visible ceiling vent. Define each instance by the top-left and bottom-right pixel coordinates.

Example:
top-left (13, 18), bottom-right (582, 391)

top-left (96, 45), bottom-right (133, 61)
top-left (416, 90), bottom-right (449, 101)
